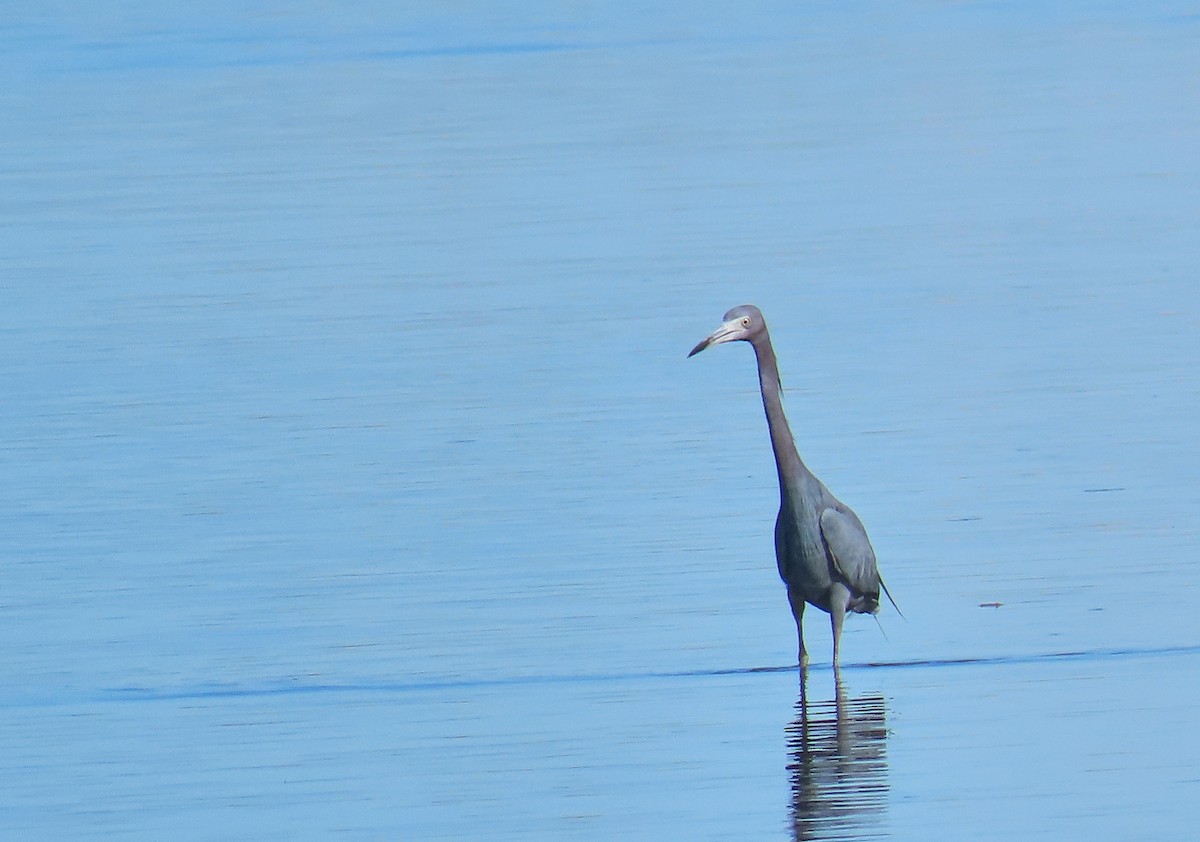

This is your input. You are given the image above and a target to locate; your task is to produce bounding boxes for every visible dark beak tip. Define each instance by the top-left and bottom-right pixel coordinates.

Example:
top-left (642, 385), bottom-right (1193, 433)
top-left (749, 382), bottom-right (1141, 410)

top-left (687, 339), bottom-right (710, 358)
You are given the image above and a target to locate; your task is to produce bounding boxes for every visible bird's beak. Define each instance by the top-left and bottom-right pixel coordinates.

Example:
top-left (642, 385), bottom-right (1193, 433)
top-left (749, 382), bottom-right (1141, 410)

top-left (687, 320), bottom-right (742, 358)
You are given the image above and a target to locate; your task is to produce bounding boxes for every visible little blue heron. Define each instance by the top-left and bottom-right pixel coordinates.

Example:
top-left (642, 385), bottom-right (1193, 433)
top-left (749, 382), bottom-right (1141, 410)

top-left (688, 304), bottom-right (897, 668)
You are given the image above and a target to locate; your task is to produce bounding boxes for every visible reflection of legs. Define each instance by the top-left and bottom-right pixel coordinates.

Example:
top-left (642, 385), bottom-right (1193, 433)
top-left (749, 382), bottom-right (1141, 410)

top-left (787, 587), bottom-right (808, 668)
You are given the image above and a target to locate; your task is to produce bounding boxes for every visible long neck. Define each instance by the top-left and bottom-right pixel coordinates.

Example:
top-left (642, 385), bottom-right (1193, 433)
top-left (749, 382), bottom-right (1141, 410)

top-left (752, 332), bottom-right (809, 496)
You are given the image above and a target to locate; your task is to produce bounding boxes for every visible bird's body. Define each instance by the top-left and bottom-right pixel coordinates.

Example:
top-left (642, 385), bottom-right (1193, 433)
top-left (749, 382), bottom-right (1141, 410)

top-left (689, 304), bottom-right (893, 668)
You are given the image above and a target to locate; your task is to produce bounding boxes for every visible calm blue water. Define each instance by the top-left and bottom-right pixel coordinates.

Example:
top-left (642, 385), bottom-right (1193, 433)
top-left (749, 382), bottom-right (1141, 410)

top-left (3, 3), bottom-right (1199, 839)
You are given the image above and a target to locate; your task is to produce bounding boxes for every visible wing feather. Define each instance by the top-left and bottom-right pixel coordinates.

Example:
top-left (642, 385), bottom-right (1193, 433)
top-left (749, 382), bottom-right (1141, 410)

top-left (819, 506), bottom-right (881, 610)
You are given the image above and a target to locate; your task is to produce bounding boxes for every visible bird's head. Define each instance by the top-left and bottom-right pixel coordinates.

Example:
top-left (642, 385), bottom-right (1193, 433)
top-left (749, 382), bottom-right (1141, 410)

top-left (687, 304), bottom-right (766, 357)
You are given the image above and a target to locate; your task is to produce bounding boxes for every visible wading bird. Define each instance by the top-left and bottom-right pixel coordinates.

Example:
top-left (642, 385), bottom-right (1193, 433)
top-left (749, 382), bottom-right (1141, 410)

top-left (688, 304), bottom-right (897, 668)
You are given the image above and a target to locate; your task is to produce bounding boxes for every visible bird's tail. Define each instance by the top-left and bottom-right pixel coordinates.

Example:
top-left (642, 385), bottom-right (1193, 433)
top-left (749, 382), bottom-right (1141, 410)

top-left (880, 576), bottom-right (904, 619)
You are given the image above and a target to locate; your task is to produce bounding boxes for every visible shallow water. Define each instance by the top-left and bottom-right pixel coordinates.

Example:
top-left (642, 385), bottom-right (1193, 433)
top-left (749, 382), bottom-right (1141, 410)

top-left (3, 3), bottom-right (1199, 839)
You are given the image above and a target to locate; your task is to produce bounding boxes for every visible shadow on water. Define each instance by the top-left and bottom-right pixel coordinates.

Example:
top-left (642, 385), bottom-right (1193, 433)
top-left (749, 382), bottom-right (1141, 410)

top-left (4, 642), bottom-right (1194, 709)
top-left (788, 674), bottom-right (888, 841)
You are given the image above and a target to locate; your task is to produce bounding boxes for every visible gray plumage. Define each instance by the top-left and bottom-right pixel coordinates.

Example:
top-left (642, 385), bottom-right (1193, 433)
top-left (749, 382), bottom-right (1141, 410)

top-left (688, 304), bottom-right (897, 668)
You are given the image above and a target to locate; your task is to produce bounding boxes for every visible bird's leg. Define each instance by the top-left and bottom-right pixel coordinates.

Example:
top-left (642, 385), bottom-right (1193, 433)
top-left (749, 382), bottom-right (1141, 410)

top-left (829, 596), bottom-right (847, 669)
top-left (787, 586), bottom-right (808, 669)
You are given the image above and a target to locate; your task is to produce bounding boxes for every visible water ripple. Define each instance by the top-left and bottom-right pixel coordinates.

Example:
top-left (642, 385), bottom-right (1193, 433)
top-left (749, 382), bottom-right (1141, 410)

top-left (33, 641), bottom-right (1191, 707)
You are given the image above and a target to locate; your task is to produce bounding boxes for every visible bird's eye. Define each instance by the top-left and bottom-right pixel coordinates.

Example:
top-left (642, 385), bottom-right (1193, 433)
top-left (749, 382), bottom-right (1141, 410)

top-left (741, 317), bottom-right (751, 327)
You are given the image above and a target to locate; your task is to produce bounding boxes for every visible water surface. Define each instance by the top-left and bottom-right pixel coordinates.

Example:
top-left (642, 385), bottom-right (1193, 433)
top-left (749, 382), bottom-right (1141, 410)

top-left (2, 3), bottom-right (1199, 839)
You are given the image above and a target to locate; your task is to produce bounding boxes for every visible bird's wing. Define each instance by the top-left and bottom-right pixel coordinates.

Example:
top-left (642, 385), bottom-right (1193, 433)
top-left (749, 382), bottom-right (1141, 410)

top-left (818, 506), bottom-right (880, 597)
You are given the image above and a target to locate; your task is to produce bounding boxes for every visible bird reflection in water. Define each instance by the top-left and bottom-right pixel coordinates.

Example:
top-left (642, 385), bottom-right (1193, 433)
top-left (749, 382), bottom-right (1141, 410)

top-left (787, 675), bottom-right (889, 841)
